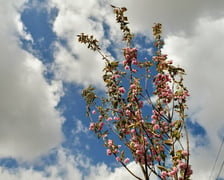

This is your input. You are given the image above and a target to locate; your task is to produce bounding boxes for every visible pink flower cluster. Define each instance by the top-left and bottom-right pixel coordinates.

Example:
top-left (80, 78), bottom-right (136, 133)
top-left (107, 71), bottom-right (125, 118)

top-left (161, 163), bottom-right (192, 180)
top-left (152, 54), bottom-right (167, 62)
top-left (119, 86), bottom-right (126, 94)
top-left (116, 157), bottom-right (130, 164)
top-left (89, 122), bottom-right (94, 130)
top-left (106, 139), bottom-right (130, 164)
top-left (154, 73), bottom-right (173, 103)
top-left (122, 47), bottom-right (138, 71)
top-left (178, 160), bottom-right (193, 176)
top-left (177, 90), bottom-right (190, 102)
top-left (151, 109), bottom-right (169, 133)
top-left (106, 139), bottom-right (116, 156)
top-left (89, 121), bottom-right (104, 131)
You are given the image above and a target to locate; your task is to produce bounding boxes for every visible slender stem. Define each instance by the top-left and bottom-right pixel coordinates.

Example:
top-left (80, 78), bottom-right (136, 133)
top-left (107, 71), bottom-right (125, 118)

top-left (142, 90), bottom-right (170, 123)
top-left (143, 140), bottom-right (149, 180)
top-left (183, 119), bottom-right (190, 178)
top-left (117, 156), bottom-right (143, 180)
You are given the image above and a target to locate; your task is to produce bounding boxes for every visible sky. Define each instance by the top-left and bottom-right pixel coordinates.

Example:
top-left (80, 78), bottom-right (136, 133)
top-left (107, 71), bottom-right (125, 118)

top-left (0, 0), bottom-right (224, 179)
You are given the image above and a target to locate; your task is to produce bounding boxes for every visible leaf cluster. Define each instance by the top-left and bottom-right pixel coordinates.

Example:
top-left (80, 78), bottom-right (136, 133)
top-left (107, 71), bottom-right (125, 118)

top-left (111, 5), bottom-right (134, 45)
top-left (77, 33), bottom-right (101, 51)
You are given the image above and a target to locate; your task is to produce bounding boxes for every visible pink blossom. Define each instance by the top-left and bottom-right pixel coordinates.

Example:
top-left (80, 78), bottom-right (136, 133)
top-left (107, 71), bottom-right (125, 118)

top-left (169, 170), bottom-right (176, 177)
top-left (139, 101), bottom-right (143, 108)
top-left (156, 156), bottom-right (161, 162)
top-left (125, 66), bottom-right (129, 70)
top-left (92, 110), bottom-right (96, 114)
top-left (182, 150), bottom-right (188, 156)
top-left (130, 84), bottom-right (136, 89)
top-left (107, 149), bottom-right (112, 156)
top-left (99, 122), bottom-right (104, 131)
top-left (107, 117), bottom-right (112, 121)
top-left (102, 134), bottom-right (107, 139)
top-left (125, 55), bottom-right (130, 60)
top-left (153, 124), bottom-right (160, 130)
top-left (116, 74), bottom-right (120, 78)
top-left (124, 158), bottom-right (130, 163)
top-left (131, 129), bottom-right (136, 134)
top-left (116, 157), bottom-right (121, 162)
top-left (123, 60), bottom-right (128, 66)
top-left (89, 122), bottom-right (94, 130)
top-left (151, 114), bottom-right (157, 120)
top-left (132, 59), bottom-right (138, 65)
top-left (125, 109), bottom-right (131, 116)
top-left (179, 161), bottom-right (187, 170)
top-left (186, 166), bottom-right (193, 176)
top-left (173, 166), bottom-right (178, 173)
top-left (119, 87), bottom-right (126, 94)
top-left (132, 69), bottom-right (137, 73)
top-left (161, 171), bottom-right (167, 179)
top-left (114, 116), bottom-right (120, 121)
top-left (134, 143), bottom-right (140, 149)
top-left (131, 48), bottom-right (137, 52)
top-left (168, 60), bottom-right (173, 64)
top-left (136, 149), bottom-right (143, 155)
top-left (162, 121), bottom-right (167, 126)
top-left (152, 119), bottom-right (156, 124)
top-left (108, 139), bottom-right (113, 146)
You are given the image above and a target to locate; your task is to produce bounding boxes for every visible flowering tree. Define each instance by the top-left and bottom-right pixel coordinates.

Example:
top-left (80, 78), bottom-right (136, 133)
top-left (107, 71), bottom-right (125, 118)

top-left (78, 5), bottom-right (192, 180)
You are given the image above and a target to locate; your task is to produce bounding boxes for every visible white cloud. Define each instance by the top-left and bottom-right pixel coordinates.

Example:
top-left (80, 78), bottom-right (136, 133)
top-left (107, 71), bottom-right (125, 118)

top-left (0, 148), bottom-right (82, 180)
top-left (0, 1), bottom-right (64, 161)
top-left (110, 0), bottom-right (224, 36)
top-left (85, 161), bottom-right (149, 180)
top-left (52, 42), bottom-right (105, 88)
top-left (0, 148), bottom-right (144, 180)
top-left (49, 0), bottom-right (123, 88)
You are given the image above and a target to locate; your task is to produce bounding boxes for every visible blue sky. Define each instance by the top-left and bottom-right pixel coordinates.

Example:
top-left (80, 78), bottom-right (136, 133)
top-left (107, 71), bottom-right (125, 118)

top-left (0, 0), bottom-right (224, 179)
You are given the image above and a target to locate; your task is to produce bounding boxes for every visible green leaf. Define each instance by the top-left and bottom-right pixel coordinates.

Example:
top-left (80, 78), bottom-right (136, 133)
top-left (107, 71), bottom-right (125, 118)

top-left (174, 120), bottom-right (182, 130)
top-left (110, 61), bottom-right (119, 68)
top-left (160, 153), bottom-right (167, 161)
top-left (164, 139), bottom-right (173, 145)
top-left (112, 100), bottom-right (118, 109)
top-left (157, 165), bottom-right (167, 172)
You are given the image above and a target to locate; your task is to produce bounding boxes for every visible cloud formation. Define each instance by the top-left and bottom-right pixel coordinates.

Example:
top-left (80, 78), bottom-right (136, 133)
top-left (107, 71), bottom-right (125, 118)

top-left (49, 0), bottom-right (125, 88)
top-left (0, 0), bottom-right (64, 161)
top-left (0, 148), bottom-right (143, 180)
top-left (111, 0), bottom-right (224, 36)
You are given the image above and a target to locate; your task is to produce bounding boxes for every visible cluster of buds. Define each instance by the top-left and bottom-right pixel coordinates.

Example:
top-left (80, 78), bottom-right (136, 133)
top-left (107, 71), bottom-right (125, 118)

top-left (122, 47), bottom-right (138, 72)
top-left (154, 73), bottom-right (173, 103)
top-left (152, 23), bottom-right (164, 48)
